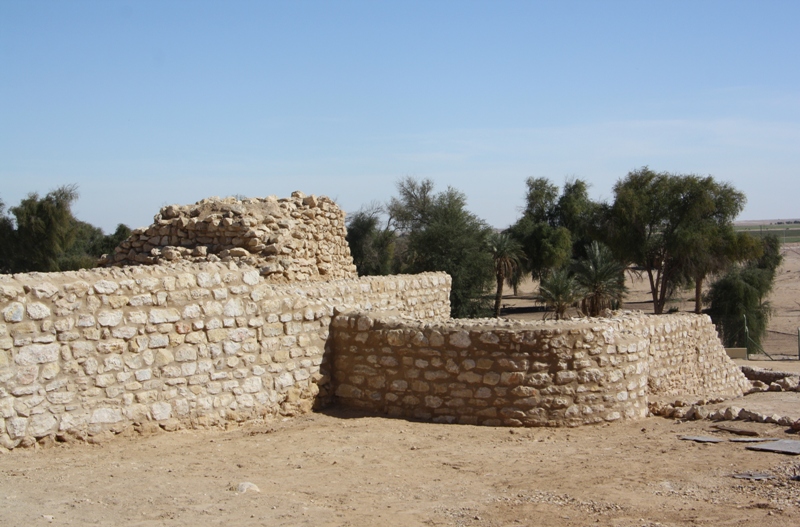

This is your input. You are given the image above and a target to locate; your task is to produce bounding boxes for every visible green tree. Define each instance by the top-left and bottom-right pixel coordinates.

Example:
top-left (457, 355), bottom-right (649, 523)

top-left (0, 185), bottom-right (130, 273)
top-left (604, 168), bottom-right (746, 314)
top-left (706, 235), bottom-right (782, 349)
top-left (487, 232), bottom-right (524, 317)
top-left (388, 178), bottom-right (494, 318)
top-left (346, 203), bottom-right (395, 276)
top-left (571, 241), bottom-right (627, 317)
top-left (0, 199), bottom-right (15, 273)
top-left (7, 185), bottom-right (80, 272)
top-left (508, 177), bottom-right (573, 281)
top-left (681, 229), bottom-right (762, 313)
top-left (554, 179), bottom-right (602, 259)
top-left (536, 268), bottom-right (582, 320)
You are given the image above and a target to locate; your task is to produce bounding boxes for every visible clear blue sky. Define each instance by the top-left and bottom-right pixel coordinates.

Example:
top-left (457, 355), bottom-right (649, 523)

top-left (2, 1), bottom-right (798, 232)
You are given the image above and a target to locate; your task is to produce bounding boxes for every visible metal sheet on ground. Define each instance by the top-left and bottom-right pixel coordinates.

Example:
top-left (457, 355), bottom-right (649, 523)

top-left (680, 436), bottom-right (724, 443)
top-left (745, 440), bottom-right (800, 455)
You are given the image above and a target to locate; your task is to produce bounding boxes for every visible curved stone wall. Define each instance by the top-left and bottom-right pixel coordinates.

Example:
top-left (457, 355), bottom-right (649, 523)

top-left (330, 311), bottom-right (750, 427)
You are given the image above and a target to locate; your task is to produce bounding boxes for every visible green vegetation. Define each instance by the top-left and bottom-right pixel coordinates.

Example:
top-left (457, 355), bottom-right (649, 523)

top-left (0, 185), bottom-right (130, 274)
top-left (344, 203), bottom-right (395, 276)
top-left (346, 169), bottom-right (769, 321)
top-left (603, 168), bottom-right (748, 314)
top-left (570, 241), bottom-right (627, 317)
top-left (505, 177), bottom-right (575, 280)
top-left (706, 235), bottom-right (783, 350)
top-left (487, 232), bottom-right (524, 318)
top-left (346, 178), bottom-right (495, 318)
top-left (535, 268), bottom-right (582, 320)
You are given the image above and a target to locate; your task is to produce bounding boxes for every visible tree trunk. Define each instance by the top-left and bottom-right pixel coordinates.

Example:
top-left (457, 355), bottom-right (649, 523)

top-left (694, 274), bottom-right (704, 314)
top-left (494, 273), bottom-right (504, 317)
top-left (647, 269), bottom-right (663, 314)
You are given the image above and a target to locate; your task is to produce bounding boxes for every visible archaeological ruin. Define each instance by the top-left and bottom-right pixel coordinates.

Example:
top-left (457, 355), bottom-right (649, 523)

top-left (0, 192), bottom-right (751, 450)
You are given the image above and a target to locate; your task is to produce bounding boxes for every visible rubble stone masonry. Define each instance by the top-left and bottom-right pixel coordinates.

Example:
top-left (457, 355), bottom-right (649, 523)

top-left (331, 311), bottom-right (750, 427)
top-left (0, 191), bottom-right (751, 450)
top-left (102, 192), bottom-right (358, 283)
top-left (0, 264), bottom-right (450, 450)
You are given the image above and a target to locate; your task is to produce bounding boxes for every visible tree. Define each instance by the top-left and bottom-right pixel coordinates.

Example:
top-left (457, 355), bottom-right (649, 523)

top-left (7, 185), bottom-right (80, 272)
top-left (346, 203), bottom-right (395, 276)
top-left (536, 268), bottom-right (582, 320)
top-left (508, 177), bottom-right (573, 281)
top-left (706, 235), bottom-right (782, 349)
top-left (0, 199), bottom-right (15, 273)
top-left (387, 178), bottom-right (494, 318)
top-left (0, 185), bottom-right (130, 273)
top-left (570, 241), bottom-right (627, 317)
top-left (554, 179), bottom-right (602, 259)
top-left (604, 168), bottom-right (746, 314)
top-left (487, 232), bottom-right (524, 317)
top-left (681, 229), bottom-right (762, 313)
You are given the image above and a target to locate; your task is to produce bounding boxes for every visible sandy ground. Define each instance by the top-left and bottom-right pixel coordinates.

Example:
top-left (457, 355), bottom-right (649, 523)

top-left (2, 410), bottom-right (800, 527)
top-left (1, 246), bottom-right (799, 526)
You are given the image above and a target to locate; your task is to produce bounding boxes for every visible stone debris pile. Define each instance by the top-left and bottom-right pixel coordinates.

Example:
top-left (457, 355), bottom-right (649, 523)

top-left (101, 191), bottom-right (357, 283)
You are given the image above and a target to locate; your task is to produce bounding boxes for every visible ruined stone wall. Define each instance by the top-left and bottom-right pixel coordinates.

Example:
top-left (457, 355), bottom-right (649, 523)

top-left (331, 311), bottom-right (750, 427)
top-left (618, 312), bottom-right (751, 399)
top-left (0, 265), bottom-right (450, 450)
top-left (103, 192), bottom-right (357, 283)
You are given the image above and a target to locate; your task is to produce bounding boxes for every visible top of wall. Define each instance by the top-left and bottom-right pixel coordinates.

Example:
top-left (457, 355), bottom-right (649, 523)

top-left (100, 191), bottom-right (357, 283)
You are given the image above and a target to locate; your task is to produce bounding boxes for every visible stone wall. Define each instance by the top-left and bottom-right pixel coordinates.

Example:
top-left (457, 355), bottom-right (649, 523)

top-left (0, 264), bottom-right (450, 450)
top-left (102, 192), bottom-right (357, 283)
top-left (330, 311), bottom-right (750, 427)
top-left (625, 312), bottom-right (751, 399)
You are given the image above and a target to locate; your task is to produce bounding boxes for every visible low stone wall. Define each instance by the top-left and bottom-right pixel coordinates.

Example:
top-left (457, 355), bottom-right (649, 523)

top-left (331, 311), bottom-right (750, 427)
top-left (0, 265), bottom-right (450, 450)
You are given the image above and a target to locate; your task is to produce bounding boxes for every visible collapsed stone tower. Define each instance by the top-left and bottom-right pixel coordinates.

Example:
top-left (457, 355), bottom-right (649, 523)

top-left (102, 191), bottom-right (357, 282)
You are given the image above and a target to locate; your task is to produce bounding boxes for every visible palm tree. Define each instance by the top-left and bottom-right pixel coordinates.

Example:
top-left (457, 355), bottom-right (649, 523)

top-left (487, 232), bottom-right (524, 317)
top-left (571, 241), bottom-right (628, 317)
top-left (536, 268), bottom-right (583, 320)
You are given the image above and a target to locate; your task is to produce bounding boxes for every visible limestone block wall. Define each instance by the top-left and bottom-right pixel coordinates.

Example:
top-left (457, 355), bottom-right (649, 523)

top-left (103, 192), bottom-right (358, 283)
top-left (613, 312), bottom-right (751, 399)
top-left (331, 314), bottom-right (651, 427)
top-left (0, 265), bottom-right (450, 450)
top-left (331, 311), bottom-right (750, 427)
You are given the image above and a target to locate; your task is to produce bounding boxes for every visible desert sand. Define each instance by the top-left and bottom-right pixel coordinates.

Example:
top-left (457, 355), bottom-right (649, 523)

top-left (1, 245), bottom-right (799, 526)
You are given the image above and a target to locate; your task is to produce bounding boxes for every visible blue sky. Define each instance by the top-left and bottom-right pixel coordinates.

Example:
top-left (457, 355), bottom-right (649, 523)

top-left (1, 1), bottom-right (798, 232)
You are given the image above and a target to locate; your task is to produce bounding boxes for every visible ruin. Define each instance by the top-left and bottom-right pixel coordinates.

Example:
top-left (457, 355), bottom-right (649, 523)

top-left (0, 193), bottom-right (750, 450)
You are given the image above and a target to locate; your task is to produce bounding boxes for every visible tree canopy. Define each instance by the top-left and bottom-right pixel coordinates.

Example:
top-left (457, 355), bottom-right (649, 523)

top-left (0, 185), bottom-right (130, 273)
top-left (706, 235), bottom-right (782, 349)
top-left (604, 168), bottom-right (747, 314)
top-left (347, 178), bottom-right (495, 318)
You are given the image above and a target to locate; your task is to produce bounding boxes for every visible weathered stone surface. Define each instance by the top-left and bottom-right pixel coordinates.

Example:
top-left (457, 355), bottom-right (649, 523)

top-left (149, 309), bottom-right (181, 324)
top-left (3, 303), bottom-right (24, 323)
top-left (151, 402), bottom-right (172, 421)
top-left (26, 302), bottom-right (51, 320)
top-left (90, 408), bottom-right (123, 424)
top-left (94, 280), bottom-right (119, 294)
top-left (101, 194), bottom-right (358, 283)
top-left (15, 343), bottom-right (60, 365)
top-left (6, 417), bottom-right (28, 438)
top-left (28, 413), bottom-right (58, 437)
top-left (97, 311), bottom-right (123, 327)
